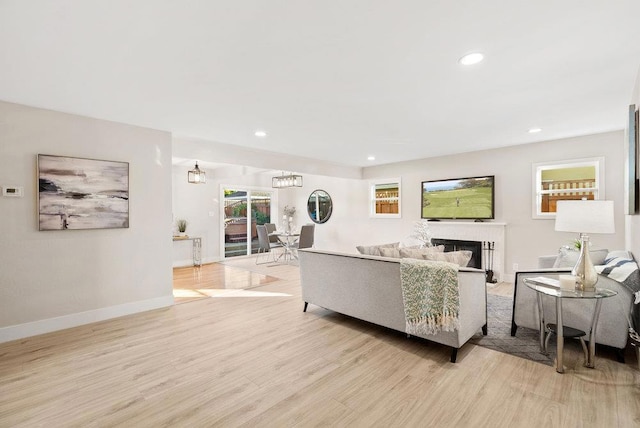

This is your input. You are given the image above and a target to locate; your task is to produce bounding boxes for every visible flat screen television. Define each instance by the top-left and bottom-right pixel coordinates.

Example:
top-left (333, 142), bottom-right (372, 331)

top-left (421, 175), bottom-right (495, 220)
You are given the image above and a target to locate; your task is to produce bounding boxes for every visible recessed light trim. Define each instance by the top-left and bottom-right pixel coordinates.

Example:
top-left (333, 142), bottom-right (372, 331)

top-left (528, 127), bottom-right (542, 134)
top-left (459, 52), bottom-right (484, 66)
top-left (254, 130), bottom-right (267, 137)
top-left (367, 156), bottom-right (375, 161)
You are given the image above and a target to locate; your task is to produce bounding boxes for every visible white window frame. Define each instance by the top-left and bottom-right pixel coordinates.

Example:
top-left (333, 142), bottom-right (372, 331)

top-left (532, 157), bottom-right (605, 219)
top-left (370, 178), bottom-right (401, 218)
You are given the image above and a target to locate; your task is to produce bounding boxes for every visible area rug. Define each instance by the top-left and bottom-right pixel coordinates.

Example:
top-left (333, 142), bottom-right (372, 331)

top-left (469, 294), bottom-right (553, 365)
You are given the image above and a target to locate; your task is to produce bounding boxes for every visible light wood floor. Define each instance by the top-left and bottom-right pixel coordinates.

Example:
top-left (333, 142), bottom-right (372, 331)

top-left (172, 262), bottom-right (282, 303)
top-left (1, 258), bottom-right (639, 427)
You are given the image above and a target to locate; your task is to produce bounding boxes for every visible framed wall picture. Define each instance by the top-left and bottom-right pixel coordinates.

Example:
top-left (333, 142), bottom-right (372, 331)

top-left (627, 104), bottom-right (639, 215)
top-left (38, 154), bottom-right (129, 230)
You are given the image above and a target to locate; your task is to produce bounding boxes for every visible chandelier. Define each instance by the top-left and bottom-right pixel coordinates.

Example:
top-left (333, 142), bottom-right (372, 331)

top-left (188, 162), bottom-right (206, 184)
top-left (272, 172), bottom-right (303, 188)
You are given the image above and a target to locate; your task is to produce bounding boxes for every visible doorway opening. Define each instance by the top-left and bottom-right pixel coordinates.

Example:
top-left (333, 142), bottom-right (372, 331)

top-left (222, 187), bottom-right (276, 258)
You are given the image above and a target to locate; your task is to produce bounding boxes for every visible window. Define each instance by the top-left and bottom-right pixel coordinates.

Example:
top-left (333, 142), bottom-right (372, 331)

top-left (370, 179), bottom-right (401, 218)
top-left (532, 157), bottom-right (605, 219)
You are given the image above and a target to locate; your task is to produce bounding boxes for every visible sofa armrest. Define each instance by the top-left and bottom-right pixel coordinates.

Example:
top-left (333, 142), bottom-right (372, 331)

top-left (537, 255), bottom-right (558, 269)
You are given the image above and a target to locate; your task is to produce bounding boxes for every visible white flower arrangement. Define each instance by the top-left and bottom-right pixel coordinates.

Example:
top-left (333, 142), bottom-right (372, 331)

top-left (282, 205), bottom-right (296, 233)
top-left (410, 220), bottom-right (433, 248)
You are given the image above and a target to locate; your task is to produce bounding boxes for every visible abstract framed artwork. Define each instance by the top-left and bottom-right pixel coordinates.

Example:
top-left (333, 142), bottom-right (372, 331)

top-left (627, 104), bottom-right (639, 215)
top-left (38, 154), bottom-right (129, 230)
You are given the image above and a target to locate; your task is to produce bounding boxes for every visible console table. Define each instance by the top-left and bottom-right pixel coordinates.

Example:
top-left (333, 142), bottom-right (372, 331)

top-left (173, 236), bottom-right (202, 266)
top-left (524, 277), bottom-right (616, 373)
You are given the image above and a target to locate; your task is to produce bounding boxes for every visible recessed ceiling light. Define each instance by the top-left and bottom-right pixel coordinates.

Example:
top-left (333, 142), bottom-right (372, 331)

top-left (459, 52), bottom-right (484, 66)
top-left (254, 130), bottom-right (267, 137)
top-left (528, 128), bottom-right (542, 133)
top-left (367, 156), bottom-right (375, 161)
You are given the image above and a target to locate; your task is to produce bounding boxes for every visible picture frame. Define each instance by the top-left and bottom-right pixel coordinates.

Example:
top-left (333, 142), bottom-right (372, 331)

top-left (38, 154), bottom-right (130, 230)
top-left (626, 104), bottom-right (639, 215)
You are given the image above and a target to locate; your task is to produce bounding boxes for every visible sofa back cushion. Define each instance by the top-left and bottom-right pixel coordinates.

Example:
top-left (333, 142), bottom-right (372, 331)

top-left (552, 247), bottom-right (609, 268)
top-left (378, 245), bottom-right (446, 259)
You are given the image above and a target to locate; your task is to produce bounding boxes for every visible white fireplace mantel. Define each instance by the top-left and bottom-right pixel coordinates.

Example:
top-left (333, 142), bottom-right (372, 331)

top-left (427, 221), bottom-right (506, 282)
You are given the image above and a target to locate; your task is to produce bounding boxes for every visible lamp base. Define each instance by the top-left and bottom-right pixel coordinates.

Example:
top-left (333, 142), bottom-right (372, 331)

top-left (572, 234), bottom-right (598, 292)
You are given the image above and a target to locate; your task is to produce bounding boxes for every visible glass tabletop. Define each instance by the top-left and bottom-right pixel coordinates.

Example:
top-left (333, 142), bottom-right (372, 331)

top-left (523, 277), bottom-right (617, 299)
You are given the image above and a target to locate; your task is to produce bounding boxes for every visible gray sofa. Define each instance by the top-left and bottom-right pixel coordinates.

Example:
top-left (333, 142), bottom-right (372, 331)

top-left (511, 252), bottom-right (635, 359)
top-left (298, 248), bottom-right (488, 362)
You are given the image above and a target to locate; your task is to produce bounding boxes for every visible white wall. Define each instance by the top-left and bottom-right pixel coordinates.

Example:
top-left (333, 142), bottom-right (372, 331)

top-left (173, 137), bottom-right (362, 179)
top-left (173, 131), bottom-right (626, 281)
top-left (171, 164), bottom-right (275, 265)
top-left (360, 131), bottom-right (626, 278)
top-left (0, 101), bottom-right (173, 342)
top-left (276, 131), bottom-right (627, 281)
top-left (280, 175), bottom-right (369, 253)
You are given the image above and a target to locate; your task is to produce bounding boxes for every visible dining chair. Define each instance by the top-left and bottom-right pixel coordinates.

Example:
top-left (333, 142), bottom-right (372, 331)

top-left (265, 223), bottom-right (280, 245)
top-left (255, 224), bottom-right (281, 264)
top-left (295, 224), bottom-right (315, 250)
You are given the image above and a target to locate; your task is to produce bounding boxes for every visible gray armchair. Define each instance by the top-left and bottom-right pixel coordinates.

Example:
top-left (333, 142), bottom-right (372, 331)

top-left (511, 250), bottom-right (635, 360)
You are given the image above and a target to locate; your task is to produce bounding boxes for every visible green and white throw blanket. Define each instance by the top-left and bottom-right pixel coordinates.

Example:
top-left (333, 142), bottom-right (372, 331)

top-left (400, 258), bottom-right (460, 336)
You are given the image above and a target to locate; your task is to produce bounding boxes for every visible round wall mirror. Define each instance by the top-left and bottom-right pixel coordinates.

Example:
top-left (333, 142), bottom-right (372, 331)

top-left (307, 189), bottom-right (333, 224)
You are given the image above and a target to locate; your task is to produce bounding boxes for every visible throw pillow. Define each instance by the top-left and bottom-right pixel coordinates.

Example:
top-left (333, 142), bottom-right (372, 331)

top-left (356, 242), bottom-right (399, 256)
top-left (603, 250), bottom-right (634, 262)
top-left (399, 246), bottom-right (445, 260)
top-left (424, 250), bottom-right (472, 267)
top-left (379, 247), bottom-right (401, 258)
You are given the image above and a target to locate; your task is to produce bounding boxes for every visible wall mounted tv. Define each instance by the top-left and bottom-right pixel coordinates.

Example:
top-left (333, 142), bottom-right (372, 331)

top-left (421, 175), bottom-right (495, 220)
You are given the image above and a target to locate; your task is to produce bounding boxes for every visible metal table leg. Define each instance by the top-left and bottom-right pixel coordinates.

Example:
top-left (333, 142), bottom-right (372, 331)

top-left (586, 299), bottom-right (603, 368)
top-left (193, 238), bottom-right (202, 266)
top-left (555, 296), bottom-right (564, 373)
top-left (535, 292), bottom-right (545, 352)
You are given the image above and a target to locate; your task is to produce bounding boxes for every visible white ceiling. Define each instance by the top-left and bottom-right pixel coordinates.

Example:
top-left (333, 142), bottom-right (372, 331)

top-left (1, 1), bottom-right (639, 167)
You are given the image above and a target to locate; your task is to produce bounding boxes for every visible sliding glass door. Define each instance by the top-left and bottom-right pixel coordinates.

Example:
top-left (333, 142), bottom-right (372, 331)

top-left (222, 187), bottom-right (275, 258)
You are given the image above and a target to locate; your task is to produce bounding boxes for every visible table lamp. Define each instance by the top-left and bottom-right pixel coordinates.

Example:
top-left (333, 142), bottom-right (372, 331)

top-left (554, 200), bottom-right (615, 291)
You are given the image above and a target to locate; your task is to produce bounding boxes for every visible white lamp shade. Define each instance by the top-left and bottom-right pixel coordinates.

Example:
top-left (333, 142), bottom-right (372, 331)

top-left (555, 200), bottom-right (615, 234)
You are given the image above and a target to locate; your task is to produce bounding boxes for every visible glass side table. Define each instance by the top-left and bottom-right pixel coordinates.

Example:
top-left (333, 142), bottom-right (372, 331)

top-left (523, 277), bottom-right (617, 373)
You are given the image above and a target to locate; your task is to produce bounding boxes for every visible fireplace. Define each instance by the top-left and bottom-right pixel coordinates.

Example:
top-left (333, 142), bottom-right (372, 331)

top-left (426, 222), bottom-right (505, 281)
top-left (431, 238), bottom-right (483, 270)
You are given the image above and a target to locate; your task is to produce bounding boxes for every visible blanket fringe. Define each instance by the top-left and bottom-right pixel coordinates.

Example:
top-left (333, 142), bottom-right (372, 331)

top-left (406, 313), bottom-right (460, 336)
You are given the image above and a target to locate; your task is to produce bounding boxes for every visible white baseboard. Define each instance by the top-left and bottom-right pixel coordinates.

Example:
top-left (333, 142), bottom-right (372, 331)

top-left (0, 295), bottom-right (175, 344)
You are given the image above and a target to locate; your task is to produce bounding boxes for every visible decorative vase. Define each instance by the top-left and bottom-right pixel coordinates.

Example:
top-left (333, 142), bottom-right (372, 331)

top-left (572, 234), bottom-right (598, 292)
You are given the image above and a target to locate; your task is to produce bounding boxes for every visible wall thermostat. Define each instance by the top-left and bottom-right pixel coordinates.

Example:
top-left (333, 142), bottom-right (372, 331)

top-left (2, 186), bottom-right (24, 197)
